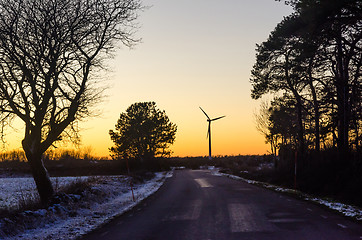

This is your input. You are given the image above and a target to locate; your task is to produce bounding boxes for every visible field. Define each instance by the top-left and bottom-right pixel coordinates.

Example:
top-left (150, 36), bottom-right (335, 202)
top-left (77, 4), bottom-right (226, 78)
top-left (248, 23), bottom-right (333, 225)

top-left (0, 152), bottom-right (361, 238)
top-left (0, 169), bottom-right (172, 240)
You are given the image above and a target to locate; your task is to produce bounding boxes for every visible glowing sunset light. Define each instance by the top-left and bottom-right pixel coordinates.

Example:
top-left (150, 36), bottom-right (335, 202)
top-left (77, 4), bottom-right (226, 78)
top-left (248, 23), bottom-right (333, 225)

top-left (3, 0), bottom-right (292, 158)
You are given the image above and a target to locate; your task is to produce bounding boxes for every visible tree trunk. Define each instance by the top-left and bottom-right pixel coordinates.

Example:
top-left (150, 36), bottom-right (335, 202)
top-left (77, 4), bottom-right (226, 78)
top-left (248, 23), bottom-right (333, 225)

top-left (26, 152), bottom-right (54, 204)
top-left (314, 103), bottom-right (321, 152)
top-left (23, 141), bottom-right (54, 204)
top-left (307, 59), bottom-right (320, 152)
top-left (296, 100), bottom-right (305, 167)
top-left (335, 35), bottom-right (350, 160)
top-left (284, 53), bottom-right (305, 157)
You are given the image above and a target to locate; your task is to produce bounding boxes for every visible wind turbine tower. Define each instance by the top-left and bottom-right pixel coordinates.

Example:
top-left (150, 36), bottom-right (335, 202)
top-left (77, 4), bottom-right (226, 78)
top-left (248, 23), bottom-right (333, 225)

top-left (199, 107), bottom-right (225, 160)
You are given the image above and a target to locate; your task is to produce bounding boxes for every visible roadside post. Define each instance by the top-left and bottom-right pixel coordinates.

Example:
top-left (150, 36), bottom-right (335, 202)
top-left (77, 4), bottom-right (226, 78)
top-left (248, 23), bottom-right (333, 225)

top-left (126, 158), bottom-right (135, 202)
top-left (294, 150), bottom-right (297, 191)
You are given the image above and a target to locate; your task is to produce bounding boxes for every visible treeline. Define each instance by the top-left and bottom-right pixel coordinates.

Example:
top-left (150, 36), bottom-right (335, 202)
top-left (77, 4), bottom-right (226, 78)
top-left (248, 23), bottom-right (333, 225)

top-left (0, 149), bottom-right (114, 176)
top-left (0, 148), bottom-right (104, 162)
top-left (251, 0), bottom-right (361, 198)
top-left (0, 152), bottom-right (273, 177)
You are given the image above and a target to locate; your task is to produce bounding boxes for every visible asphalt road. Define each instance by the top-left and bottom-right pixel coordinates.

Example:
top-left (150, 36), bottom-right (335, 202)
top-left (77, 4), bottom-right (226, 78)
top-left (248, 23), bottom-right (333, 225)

top-left (80, 170), bottom-right (362, 240)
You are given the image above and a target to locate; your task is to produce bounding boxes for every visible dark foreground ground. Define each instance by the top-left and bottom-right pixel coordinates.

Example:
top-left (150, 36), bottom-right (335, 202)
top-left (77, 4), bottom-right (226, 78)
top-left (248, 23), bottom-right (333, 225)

top-left (80, 170), bottom-right (362, 240)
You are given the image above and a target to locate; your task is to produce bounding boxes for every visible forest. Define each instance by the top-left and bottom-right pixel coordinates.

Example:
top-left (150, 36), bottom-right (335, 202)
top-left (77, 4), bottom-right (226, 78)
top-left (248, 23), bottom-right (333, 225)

top-left (251, 0), bottom-right (361, 203)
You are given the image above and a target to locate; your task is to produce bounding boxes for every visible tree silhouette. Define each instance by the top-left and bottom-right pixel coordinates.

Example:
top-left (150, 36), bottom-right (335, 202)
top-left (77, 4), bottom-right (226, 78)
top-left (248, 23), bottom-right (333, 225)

top-left (293, 0), bottom-right (362, 159)
top-left (0, 0), bottom-right (142, 203)
top-left (251, 15), bottom-right (307, 157)
top-left (109, 102), bottom-right (177, 164)
top-left (251, 0), bottom-right (361, 161)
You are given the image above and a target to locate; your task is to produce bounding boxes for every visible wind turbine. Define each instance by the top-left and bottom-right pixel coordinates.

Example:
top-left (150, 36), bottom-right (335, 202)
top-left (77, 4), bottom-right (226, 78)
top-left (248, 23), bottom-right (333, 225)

top-left (199, 107), bottom-right (225, 160)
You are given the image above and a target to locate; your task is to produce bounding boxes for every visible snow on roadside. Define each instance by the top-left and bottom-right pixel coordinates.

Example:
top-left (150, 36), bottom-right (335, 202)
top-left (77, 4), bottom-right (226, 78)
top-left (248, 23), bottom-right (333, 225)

top-left (2, 171), bottom-right (173, 240)
top-left (210, 167), bottom-right (362, 221)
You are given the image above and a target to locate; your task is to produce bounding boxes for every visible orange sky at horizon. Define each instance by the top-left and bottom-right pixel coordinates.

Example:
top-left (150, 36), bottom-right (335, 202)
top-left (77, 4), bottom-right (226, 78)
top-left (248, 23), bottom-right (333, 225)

top-left (2, 0), bottom-right (292, 158)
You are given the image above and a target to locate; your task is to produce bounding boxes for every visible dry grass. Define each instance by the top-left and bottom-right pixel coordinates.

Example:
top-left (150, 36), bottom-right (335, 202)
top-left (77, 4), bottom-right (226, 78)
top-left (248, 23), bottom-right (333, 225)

top-left (0, 176), bottom-right (102, 238)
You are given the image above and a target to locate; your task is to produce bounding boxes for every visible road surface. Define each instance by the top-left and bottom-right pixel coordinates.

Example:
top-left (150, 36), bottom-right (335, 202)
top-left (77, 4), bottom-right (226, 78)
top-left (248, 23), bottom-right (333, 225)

top-left (80, 169), bottom-right (362, 240)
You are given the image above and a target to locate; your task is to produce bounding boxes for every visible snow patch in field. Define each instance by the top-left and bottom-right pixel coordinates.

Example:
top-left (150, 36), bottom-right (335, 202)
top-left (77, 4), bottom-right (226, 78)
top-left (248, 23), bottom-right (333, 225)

top-left (0, 176), bottom-right (90, 210)
top-left (1, 172), bottom-right (172, 240)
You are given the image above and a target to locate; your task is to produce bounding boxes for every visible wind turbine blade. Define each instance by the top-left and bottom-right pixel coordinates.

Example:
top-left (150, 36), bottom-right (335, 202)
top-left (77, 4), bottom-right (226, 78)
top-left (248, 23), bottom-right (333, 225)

top-left (211, 115), bottom-right (226, 121)
top-left (199, 107), bottom-right (210, 120)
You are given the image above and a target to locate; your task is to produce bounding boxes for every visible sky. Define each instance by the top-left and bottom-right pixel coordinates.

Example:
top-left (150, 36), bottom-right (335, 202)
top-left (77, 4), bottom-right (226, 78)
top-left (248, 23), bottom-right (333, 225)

top-left (5, 0), bottom-right (293, 158)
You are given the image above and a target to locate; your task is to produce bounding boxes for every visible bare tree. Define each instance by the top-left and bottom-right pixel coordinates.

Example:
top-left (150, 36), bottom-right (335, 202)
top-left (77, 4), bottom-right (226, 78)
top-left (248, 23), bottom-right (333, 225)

top-left (254, 100), bottom-right (278, 157)
top-left (0, 0), bottom-right (142, 203)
